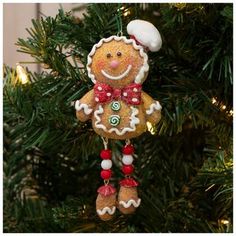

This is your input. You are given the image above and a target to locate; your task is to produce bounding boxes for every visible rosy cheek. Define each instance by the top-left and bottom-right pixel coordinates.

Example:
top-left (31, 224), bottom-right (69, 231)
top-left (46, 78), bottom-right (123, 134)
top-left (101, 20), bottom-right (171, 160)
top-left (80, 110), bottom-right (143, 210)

top-left (96, 60), bottom-right (107, 70)
top-left (126, 57), bottom-right (134, 65)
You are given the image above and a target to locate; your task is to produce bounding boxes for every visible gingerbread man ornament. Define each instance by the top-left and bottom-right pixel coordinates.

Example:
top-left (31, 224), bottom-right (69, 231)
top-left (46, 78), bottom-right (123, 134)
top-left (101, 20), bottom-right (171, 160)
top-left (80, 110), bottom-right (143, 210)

top-left (75, 20), bottom-right (162, 221)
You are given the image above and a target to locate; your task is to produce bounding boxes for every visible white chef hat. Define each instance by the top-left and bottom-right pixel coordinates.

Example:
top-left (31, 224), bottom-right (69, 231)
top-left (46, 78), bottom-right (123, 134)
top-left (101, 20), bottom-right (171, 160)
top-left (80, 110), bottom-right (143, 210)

top-left (127, 19), bottom-right (162, 52)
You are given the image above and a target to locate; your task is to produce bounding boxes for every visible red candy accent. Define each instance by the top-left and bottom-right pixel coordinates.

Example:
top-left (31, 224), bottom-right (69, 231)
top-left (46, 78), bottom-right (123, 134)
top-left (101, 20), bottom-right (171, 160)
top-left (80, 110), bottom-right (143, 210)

top-left (122, 165), bottom-right (134, 175)
top-left (120, 178), bottom-right (139, 187)
top-left (100, 149), bottom-right (112, 159)
top-left (122, 144), bottom-right (134, 155)
top-left (97, 184), bottom-right (116, 196)
top-left (101, 169), bottom-right (112, 179)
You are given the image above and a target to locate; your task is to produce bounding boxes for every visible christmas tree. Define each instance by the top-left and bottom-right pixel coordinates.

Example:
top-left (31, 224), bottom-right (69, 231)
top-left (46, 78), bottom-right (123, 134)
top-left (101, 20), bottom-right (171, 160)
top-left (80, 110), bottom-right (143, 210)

top-left (3, 3), bottom-right (233, 233)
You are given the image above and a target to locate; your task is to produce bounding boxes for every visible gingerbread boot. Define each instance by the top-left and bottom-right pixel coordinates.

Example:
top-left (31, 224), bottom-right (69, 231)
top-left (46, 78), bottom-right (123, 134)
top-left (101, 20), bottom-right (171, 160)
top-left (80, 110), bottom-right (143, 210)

top-left (96, 139), bottom-right (116, 221)
top-left (118, 142), bottom-right (141, 214)
top-left (96, 184), bottom-right (116, 221)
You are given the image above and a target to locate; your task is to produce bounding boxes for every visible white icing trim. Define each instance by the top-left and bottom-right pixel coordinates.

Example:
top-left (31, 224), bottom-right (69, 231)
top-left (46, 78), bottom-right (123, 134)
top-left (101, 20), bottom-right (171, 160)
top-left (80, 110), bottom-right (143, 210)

top-left (94, 105), bottom-right (139, 136)
top-left (146, 101), bottom-right (162, 115)
top-left (119, 198), bottom-right (141, 208)
top-left (87, 36), bottom-right (149, 84)
top-left (97, 206), bottom-right (116, 215)
top-left (101, 64), bottom-right (132, 80)
top-left (75, 100), bottom-right (93, 115)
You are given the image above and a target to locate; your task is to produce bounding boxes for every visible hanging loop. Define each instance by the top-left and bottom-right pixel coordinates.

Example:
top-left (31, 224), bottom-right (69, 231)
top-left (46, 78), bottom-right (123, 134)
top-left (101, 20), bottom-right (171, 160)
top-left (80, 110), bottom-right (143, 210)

top-left (117, 30), bottom-right (123, 37)
top-left (101, 136), bottom-right (108, 150)
top-left (116, 4), bottom-right (123, 36)
top-left (125, 139), bottom-right (131, 146)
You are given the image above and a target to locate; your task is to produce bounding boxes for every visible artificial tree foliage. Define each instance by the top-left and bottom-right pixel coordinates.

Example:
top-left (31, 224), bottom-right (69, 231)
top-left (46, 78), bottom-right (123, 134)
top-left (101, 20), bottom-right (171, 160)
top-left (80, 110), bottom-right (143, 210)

top-left (3, 3), bottom-right (232, 233)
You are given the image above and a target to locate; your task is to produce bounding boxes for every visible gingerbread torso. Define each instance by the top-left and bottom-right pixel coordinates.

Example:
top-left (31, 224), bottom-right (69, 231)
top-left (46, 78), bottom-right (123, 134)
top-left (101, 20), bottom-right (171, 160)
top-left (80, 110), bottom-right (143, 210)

top-left (92, 99), bottom-right (146, 140)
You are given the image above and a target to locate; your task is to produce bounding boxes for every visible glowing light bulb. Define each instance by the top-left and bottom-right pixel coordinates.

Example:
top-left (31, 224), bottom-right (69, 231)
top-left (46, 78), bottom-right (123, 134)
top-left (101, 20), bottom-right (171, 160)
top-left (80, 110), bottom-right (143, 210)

top-left (222, 105), bottom-right (226, 110)
top-left (211, 97), bottom-right (217, 104)
top-left (229, 110), bottom-right (233, 116)
top-left (220, 219), bottom-right (229, 225)
top-left (16, 63), bottom-right (29, 84)
top-left (146, 121), bottom-right (156, 135)
top-left (123, 10), bottom-right (131, 17)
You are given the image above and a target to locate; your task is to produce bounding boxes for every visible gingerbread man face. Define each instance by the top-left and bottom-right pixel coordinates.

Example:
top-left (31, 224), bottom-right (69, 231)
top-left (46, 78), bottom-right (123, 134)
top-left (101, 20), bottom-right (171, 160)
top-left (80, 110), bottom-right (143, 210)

top-left (87, 36), bottom-right (149, 88)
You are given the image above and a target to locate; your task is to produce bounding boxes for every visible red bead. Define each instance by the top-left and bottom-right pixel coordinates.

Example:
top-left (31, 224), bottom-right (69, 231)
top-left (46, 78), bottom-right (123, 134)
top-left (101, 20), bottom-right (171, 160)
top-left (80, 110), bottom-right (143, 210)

top-left (122, 165), bottom-right (134, 175)
top-left (100, 149), bottom-right (112, 159)
top-left (101, 169), bottom-right (112, 179)
top-left (122, 144), bottom-right (134, 155)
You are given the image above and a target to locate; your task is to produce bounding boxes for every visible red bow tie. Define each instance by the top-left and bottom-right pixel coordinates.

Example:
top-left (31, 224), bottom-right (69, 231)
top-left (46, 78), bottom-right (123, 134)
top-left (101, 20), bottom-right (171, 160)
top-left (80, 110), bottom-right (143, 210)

top-left (94, 82), bottom-right (142, 105)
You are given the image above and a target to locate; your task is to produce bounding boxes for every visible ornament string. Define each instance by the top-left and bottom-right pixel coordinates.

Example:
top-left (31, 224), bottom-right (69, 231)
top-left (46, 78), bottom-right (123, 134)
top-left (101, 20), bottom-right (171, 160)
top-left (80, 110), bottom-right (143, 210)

top-left (116, 3), bottom-right (123, 36)
top-left (100, 136), bottom-right (110, 186)
top-left (125, 139), bottom-right (131, 146)
top-left (101, 136), bottom-right (108, 150)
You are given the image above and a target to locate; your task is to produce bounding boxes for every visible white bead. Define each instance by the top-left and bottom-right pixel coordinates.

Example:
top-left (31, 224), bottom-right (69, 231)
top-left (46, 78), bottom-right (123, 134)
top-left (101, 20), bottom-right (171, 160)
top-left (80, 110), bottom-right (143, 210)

top-left (98, 86), bottom-right (102, 91)
top-left (123, 92), bottom-right (128, 97)
top-left (107, 92), bottom-right (111, 97)
top-left (133, 88), bottom-right (138, 92)
top-left (95, 97), bottom-right (99, 102)
top-left (101, 160), bottom-right (112, 170)
top-left (122, 155), bottom-right (133, 165)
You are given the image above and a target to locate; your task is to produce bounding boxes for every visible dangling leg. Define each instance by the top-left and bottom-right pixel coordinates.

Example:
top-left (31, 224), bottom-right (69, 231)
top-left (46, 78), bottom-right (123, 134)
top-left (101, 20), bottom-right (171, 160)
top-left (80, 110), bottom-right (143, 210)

top-left (96, 137), bottom-right (117, 221)
top-left (118, 139), bottom-right (141, 214)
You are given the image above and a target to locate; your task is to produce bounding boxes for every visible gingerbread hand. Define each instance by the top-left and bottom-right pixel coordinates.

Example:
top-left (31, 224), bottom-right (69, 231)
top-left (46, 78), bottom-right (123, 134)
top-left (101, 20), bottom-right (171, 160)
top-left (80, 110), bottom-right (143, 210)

top-left (142, 91), bottom-right (162, 124)
top-left (75, 89), bottom-right (95, 122)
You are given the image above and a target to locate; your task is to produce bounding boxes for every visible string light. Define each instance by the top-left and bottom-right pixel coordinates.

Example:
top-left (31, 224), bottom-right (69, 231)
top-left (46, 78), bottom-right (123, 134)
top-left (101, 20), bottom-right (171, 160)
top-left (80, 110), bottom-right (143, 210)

top-left (211, 97), bottom-right (217, 104)
top-left (123, 9), bottom-right (131, 17)
top-left (16, 63), bottom-right (29, 84)
top-left (211, 97), bottom-right (233, 117)
top-left (146, 121), bottom-right (156, 135)
top-left (220, 219), bottom-right (229, 225)
top-left (82, 204), bottom-right (86, 214)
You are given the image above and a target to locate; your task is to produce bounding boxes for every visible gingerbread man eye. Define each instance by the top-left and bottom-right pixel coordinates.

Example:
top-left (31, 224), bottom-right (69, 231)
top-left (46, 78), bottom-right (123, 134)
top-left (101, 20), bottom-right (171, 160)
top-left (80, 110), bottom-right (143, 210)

top-left (106, 53), bottom-right (112, 58)
top-left (117, 51), bottom-right (122, 57)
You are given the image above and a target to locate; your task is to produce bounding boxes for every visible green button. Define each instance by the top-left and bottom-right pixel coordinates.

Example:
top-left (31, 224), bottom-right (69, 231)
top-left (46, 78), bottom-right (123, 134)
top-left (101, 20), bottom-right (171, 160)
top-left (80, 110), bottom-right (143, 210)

top-left (109, 115), bottom-right (120, 126)
top-left (110, 101), bottom-right (121, 111)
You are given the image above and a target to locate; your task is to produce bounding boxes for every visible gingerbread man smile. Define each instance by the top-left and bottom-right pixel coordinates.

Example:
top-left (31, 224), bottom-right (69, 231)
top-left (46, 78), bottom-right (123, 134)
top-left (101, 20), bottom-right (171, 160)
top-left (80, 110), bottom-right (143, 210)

top-left (101, 64), bottom-right (132, 80)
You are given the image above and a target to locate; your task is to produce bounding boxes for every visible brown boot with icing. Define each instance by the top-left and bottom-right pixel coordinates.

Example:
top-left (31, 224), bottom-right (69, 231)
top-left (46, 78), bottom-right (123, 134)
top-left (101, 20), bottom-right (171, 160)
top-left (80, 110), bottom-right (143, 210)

top-left (118, 178), bottom-right (141, 214)
top-left (96, 184), bottom-right (116, 221)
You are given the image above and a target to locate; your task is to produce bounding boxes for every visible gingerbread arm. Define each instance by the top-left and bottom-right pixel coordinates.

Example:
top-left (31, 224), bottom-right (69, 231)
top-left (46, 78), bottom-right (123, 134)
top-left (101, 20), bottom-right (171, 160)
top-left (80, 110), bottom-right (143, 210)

top-left (75, 89), bottom-right (96, 122)
top-left (141, 91), bottom-right (162, 124)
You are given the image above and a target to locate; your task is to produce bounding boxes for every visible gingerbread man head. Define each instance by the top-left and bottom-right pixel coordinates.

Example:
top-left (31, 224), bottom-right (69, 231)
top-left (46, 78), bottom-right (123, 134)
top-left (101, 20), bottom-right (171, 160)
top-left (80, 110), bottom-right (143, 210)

top-left (87, 20), bottom-right (162, 88)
